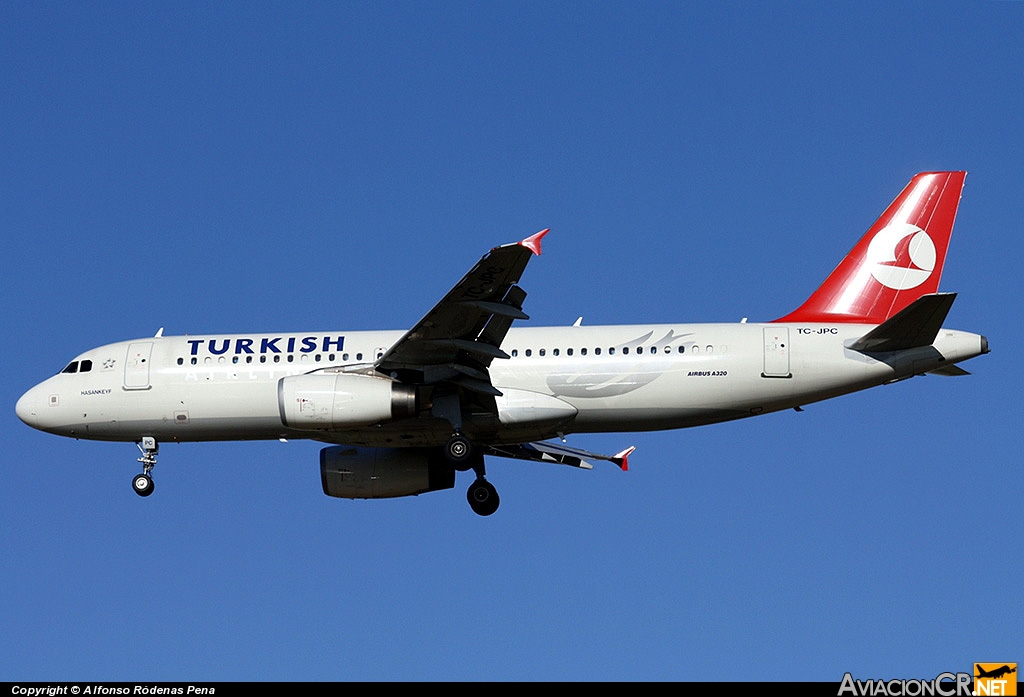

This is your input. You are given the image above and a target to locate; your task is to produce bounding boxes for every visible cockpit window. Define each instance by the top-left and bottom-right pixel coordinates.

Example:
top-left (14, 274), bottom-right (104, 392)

top-left (80, 360), bottom-right (92, 373)
top-left (61, 361), bottom-right (79, 374)
top-left (60, 359), bottom-right (92, 375)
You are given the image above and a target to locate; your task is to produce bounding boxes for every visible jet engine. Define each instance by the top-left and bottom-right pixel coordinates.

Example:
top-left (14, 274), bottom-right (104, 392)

top-left (278, 373), bottom-right (417, 430)
top-left (320, 446), bottom-right (456, 499)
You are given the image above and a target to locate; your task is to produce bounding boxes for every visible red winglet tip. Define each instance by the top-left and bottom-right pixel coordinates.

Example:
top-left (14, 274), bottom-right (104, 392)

top-left (520, 228), bottom-right (549, 256)
top-left (614, 446), bottom-right (635, 471)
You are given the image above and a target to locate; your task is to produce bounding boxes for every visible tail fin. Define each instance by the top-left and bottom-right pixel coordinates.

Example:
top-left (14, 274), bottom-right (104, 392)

top-left (774, 171), bottom-right (966, 324)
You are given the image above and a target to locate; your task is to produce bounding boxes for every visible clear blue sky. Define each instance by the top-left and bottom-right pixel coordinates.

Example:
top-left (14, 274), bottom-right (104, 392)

top-left (2, 1), bottom-right (1020, 681)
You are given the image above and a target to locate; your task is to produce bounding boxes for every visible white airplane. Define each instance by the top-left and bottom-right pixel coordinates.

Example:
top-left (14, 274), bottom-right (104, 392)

top-left (16, 171), bottom-right (988, 515)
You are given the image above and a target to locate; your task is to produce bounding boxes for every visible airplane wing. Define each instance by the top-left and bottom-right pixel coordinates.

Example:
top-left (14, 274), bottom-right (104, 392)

top-left (485, 441), bottom-right (635, 471)
top-left (375, 229), bottom-right (548, 396)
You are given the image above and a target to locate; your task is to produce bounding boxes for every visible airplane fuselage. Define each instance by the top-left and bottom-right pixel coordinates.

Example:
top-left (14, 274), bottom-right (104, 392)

top-left (17, 322), bottom-right (987, 447)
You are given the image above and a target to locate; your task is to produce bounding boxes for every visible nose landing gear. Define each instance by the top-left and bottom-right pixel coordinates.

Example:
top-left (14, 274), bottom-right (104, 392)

top-left (133, 437), bottom-right (158, 497)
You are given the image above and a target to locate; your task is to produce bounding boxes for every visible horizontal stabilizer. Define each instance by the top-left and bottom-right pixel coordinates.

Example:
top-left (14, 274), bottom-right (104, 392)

top-left (848, 293), bottom-right (957, 352)
top-left (485, 440), bottom-right (634, 471)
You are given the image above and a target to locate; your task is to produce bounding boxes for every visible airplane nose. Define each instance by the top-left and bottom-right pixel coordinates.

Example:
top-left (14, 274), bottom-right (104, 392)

top-left (16, 386), bottom-right (43, 428)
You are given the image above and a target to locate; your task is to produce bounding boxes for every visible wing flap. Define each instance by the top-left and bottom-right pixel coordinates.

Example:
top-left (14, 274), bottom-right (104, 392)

top-left (485, 440), bottom-right (634, 471)
top-left (928, 364), bottom-right (971, 376)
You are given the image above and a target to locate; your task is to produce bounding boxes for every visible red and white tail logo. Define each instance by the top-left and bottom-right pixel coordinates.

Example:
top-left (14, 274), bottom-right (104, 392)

top-left (775, 171), bottom-right (966, 324)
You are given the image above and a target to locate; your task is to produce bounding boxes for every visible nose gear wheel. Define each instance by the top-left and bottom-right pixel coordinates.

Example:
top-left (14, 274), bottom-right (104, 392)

top-left (133, 437), bottom-right (158, 498)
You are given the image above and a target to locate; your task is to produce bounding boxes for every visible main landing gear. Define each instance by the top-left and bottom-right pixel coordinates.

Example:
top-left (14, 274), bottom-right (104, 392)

top-left (133, 436), bottom-right (158, 497)
top-left (444, 432), bottom-right (473, 463)
top-left (444, 432), bottom-right (499, 517)
top-left (466, 477), bottom-right (499, 517)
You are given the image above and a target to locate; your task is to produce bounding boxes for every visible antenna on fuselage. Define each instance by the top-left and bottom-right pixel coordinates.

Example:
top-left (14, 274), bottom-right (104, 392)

top-left (573, 317), bottom-right (583, 327)
top-left (154, 327), bottom-right (164, 338)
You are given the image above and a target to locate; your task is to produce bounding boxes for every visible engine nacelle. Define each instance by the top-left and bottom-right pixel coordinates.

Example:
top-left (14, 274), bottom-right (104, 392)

top-left (320, 446), bottom-right (456, 499)
top-left (278, 373), bottom-right (416, 430)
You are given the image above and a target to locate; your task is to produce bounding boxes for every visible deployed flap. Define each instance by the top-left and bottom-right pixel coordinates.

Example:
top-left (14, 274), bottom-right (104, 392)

top-left (485, 441), bottom-right (634, 471)
top-left (376, 230), bottom-right (548, 377)
top-left (928, 364), bottom-right (971, 376)
top-left (848, 293), bottom-right (957, 352)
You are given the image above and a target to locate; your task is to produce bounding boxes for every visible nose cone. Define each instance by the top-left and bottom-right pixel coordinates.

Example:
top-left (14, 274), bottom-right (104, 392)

top-left (16, 384), bottom-right (46, 429)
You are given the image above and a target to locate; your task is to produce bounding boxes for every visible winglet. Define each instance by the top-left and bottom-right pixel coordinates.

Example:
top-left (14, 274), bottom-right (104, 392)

top-left (519, 229), bottom-right (549, 256)
top-left (612, 446), bottom-right (635, 471)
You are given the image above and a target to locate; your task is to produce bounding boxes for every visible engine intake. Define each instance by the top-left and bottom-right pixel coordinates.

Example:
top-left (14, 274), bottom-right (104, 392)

top-left (320, 446), bottom-right (456, 499)
top-left (278, 373), bottom-right (416, 430)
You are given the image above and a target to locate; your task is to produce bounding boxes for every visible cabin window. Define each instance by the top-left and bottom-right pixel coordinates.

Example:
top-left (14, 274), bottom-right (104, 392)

top-left (177, 357), bottom-right (184, 366)
top-left (356, 353), bottom-right (363, 361)
top-left (190, 357), bottom-right (198, 365)
top-left (581, 348), bottom-right (587, 356)
top-left (539, 349), bottom-right (546, 356)
top-left (595, 348), bottom-right (601, 355)
top-left (553, 348), bottom-right (559, 356)
top-left (525, 349), bottom-right (532, 357)
top-left (567, 348), bottom-right (573, 356)
top-left (511, 349), bottom-right (518, 357)
top-left (677, 346), bottom-right (685, 354)
top-left (609, 347), bottom-right (616, 355)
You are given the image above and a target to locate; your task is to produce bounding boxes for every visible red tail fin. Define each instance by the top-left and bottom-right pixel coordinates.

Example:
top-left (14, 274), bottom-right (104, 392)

top-left (774, 171), bottom-right (966, 324)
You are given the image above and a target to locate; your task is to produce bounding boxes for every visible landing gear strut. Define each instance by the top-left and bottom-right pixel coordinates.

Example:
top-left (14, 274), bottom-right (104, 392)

top-left (133, 437), bottom-right (157, 497)
top-left (442, 426), bottom-right (499, 515)
top-left (456, 442), bottom-right (498, 517)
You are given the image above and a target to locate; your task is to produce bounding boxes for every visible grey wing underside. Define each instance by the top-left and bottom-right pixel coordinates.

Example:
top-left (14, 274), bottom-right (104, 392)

top-left (374, 230), bottom-right (548, 400)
